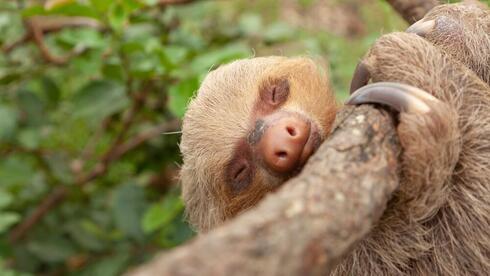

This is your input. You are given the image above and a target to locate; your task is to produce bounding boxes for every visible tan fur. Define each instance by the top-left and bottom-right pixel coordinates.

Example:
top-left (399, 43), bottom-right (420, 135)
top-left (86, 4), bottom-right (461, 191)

top-left (180, 57), bottom-right (336, 232)
top-left (180, 2), bottom-right (490, 274)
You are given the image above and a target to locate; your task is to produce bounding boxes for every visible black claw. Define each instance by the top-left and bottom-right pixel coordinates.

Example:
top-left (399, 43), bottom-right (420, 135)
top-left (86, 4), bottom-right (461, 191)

top-left (346, 82), bottom-right (439, 114)
top-left (406, 19), bottom-right (436, 38)
top-left (350, 61), bottom-right (371, 94)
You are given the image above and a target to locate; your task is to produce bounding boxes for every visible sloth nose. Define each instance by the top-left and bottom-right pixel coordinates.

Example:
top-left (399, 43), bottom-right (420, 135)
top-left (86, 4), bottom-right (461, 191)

top-left (259, 116), bottom-right (311, 174)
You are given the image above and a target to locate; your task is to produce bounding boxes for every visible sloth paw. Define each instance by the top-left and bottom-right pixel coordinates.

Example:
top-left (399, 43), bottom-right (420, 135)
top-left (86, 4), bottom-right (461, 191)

top-left (405, 2), bottom-right (488, 38)
top-left (346, 82), bottom-right (458, 171)
top-left (346, 81), bottom-right (461, 216)
top-left (346, 82), bottom-right (441, 114)
top-left (406, 3), bottom-right (490, 45)
top-left (346, 81), bottom-right (455, 150)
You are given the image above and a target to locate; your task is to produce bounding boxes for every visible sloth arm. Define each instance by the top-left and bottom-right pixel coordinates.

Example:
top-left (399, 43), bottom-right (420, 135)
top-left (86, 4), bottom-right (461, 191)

top-left (347, 32), bottom-right (490, 219)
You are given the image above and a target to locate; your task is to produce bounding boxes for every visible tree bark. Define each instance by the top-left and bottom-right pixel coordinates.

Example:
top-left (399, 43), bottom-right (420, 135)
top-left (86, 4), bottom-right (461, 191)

top-left (386, 0), bottom-right (441, 24)
top-left (127, 105), bottom-right (401, 276)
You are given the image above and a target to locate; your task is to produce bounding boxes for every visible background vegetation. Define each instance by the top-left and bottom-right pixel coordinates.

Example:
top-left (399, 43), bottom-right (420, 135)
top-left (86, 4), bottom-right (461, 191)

top-left (0, 0), bottom-right (477, 275)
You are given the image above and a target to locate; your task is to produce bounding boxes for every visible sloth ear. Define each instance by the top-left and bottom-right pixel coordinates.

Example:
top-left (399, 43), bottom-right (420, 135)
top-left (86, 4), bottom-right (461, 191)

top-left (346, 82), bottom-right (441, 114)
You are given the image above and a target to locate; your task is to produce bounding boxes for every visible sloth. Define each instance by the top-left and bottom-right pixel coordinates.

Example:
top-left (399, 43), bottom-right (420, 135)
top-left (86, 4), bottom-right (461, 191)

top-left (180, 2), bottom-right (490, 275)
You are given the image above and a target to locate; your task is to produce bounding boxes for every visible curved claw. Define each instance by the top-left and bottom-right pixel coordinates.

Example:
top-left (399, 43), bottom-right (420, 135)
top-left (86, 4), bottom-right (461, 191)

top-left (406, 19), bottom-right (436, 37)
top-left (350, 61), bottom-right (371, 94)
top-left (346, 82), bottom-right (439, 114)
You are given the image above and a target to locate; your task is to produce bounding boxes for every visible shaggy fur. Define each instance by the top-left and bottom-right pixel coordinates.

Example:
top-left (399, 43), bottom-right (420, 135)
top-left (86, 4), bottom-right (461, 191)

top-left (331, 32), bottom-right (490, 276)
top-left (180, 57), bottom-right (337, 232)
top-left (414, 2), bottom-right (490, 85)
top-left (180, 2), bottom-right (490, 274)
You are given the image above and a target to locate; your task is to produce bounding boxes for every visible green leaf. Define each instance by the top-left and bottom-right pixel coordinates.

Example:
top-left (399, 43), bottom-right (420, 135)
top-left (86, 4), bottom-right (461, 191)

top-left (11, 245), bottom-right (41, 273)
top-left (0, 190), bottom-right (13, 209)
top-left (102, 61), bottom-right (125, 81)
top-left (122, 31), bottom-right (160, 50)
top-left (189, 44), bottom-right (251, 75)
top-left (57, 28), bottom-right (107, 49)
top-left (263, 22), bottom-right (295, 43)
top-left (298, 0), bottom-right (316, 8)
top-left (142, 193), bottom-right (184, 233)
top-left (81, 219), bottom-right (106, 238)
top-left (164, 46), bottom-right (188, 65)
top-left (0, 212), bottom-right (20, 233)
top-left (156, 46), bottom-right (188, 70)
top-left (0, 104), bottom-right (17, 140)
top-left (79, 252), bottom-right (130, 276)
top-left (168, 77), bottom-right (199, 117)
top-left (0, 156), bottom-right (35, 189)
top-left (129, 54), bottom-right (159, 79)
top-left (112, 182), bottom-right (147, 241)
top-left (121, 41), bottom-right (145, 54)
top-left (0, 71), bottom-right (22, 85)
top-left (122, 0), bottom-right (142, 14)
top-left (41, 77), bottom-right (61, 109)
top-left (156, 215), bottom-right (194, 248)
top-left (18, 128), bottom-right (41, 150)
top-left (90, 0), bottom-right (112, 13)
top-left (46, 3), bottom-right (98, 18)
top-left (72, 80), bottom-right (129, 123)
top-left (21, 6), bottom-right (46, 17)
top-left (65, 222), bottom-right (105, 252)
top-left (16, 89), bottom-right (46, 126)
top-left (140, 0), bottom-right (159, 6)
top-left (239, 13), bottom-right (262, 36)
top-left (22, 2), bottom-right (99, 18)
top-left (108, 2), bottom-right (127, 32)
top-left (27, 236), bottom-right (77, 263)
top-left (44, 152), bottom-right (73, 183)
top-left (0, 260), bottom-right (30, 276)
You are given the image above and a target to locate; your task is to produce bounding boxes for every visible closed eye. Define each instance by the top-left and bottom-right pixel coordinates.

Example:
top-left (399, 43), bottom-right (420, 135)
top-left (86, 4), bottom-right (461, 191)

top-left (233, 164), bottom-right (248, 180)
top-left (226, 140), bottom-right (254, 194)
top-left (271, 87), bottom-right (278, 104)
top-left (260, 78), bottom-right (290, 108)
top-left (227, 158), bottom-right (253, 194)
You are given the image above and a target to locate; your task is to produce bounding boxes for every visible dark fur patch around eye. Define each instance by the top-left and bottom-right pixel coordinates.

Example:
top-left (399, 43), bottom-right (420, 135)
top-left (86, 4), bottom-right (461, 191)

top-left (225, 140), bottom-right (255, 194)
top-left (248, 119), bottom-right (267, 145)
top-left (258, 78), bottom-right (290, 112)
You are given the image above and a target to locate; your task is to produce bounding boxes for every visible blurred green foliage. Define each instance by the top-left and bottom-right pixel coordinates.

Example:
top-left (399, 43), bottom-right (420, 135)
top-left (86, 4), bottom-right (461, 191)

top-left (0, 0), bottom-right (433, 274)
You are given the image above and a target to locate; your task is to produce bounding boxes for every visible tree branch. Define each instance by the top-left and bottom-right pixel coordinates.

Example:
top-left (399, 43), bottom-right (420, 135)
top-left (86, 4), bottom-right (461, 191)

top-left (3, 16), bottom-right (103, 61)
top-left (127, 105), bottom-right (400, 276)
top-left (27, 19), bottom-right (69, 65)
top-left (29, 16), bottom-right (102, 33)
top-left (8, 186), bottom-right (68, 243)
top-left (385, 0), bottom-right (441, 24)
top-left (157, 0), bottom-right (199, 5)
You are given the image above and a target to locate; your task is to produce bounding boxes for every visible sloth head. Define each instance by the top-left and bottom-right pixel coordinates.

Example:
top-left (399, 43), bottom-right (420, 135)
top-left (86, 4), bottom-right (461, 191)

top-left (180, 57), bottom-right (337, 232)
